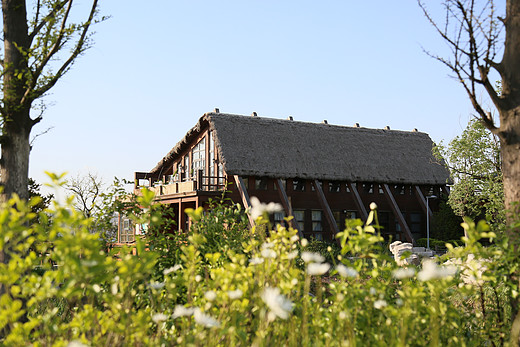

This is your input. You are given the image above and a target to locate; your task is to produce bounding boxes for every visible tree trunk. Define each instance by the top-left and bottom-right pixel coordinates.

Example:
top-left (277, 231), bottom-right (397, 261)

top-left (0, 111), bottom-right (31, 202)
top-left (0, 0), bottom-right (31, 203)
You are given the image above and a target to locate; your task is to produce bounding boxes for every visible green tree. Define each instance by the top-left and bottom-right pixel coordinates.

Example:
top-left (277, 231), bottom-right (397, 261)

top-left (0, 0), bottom-right (103, 203)
top-left (435, 119), bottom-right (504, 228)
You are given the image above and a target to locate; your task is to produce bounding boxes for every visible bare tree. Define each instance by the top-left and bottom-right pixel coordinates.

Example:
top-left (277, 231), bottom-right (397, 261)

top-left (418, 0), bottom-right (520, 229)
top-left (66, 171), bottom-right (103, 219)
top-left (0, 0), bottom-right (103, 203)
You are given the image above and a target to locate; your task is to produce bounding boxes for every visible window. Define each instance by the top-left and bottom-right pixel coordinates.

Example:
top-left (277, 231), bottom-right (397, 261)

top-left (378, 211), bottom-right (390, 233)
top-left (293, 210), bottom-right (305, 232)
top-left (312, 210), bottom-right (323, 232)
top-left (333, 211), bottom-right (342, 230)
top-left (345, 211), bottom-right (357, 220)
top-left (274, 211), bottom-right (285, 227)
top-left (329, 181), bottom-right (341, 193)
top-left (255, 177), bottom-right (268, 190)
top-left (181, 155), bottom-right (189, 181)
top-left (311, 180), bottom-right (323, 192)
top-left (192, 137), bottom-right (206, 178)
top-left (209, 131), bottom-right (215, 186)
top-left (293, 179), bottom-right (306, 192)
top-left (410, 213), bottom-right (422, 234)
top-left (273, 179), bottom-right (286, 191)
top-left (394, 185), bottom-right (405, 195)
top-left (378, 184), bottom-right (384, 194)
top-left (120, 218), bottom-right (135, 243)
top-left (363, 183), bottom-right (374, 194)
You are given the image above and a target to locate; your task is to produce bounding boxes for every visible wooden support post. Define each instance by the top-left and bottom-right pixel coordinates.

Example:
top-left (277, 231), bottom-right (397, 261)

top-left (234, 175), bottom-right (255, 229)
top-left (443, 185), bottom-right (450, 196)
top-left (178, 201), bottom-right (184, 232)
top-left (414, 186), bottom-right (433, 218)
top-left (312, 180), bottom-right (340, 240)
top-left (275, 179), bottom-right (304, 239)
top-left (347, 182), bottom-right (368, 221)
top-left (382, 184), bottom-right (414, 244)
top-left (197, 169), bottom-right (204, 190)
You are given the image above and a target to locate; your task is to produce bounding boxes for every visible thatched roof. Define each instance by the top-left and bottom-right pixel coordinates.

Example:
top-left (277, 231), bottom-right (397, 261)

top-left (152, 112), bottom-right (450, 185)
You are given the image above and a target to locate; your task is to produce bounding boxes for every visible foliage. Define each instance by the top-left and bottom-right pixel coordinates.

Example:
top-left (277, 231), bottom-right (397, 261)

top-left (430, 200), bottom-right (464, 241)
top-left (1, 184), bottom-right (519, 345)
top-left (434, 119), bottom-right (504, 228)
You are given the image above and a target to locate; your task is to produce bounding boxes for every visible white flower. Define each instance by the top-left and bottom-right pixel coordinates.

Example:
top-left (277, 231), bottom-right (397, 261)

top-left (227, 289), bottom-right (243, 300)
top-left (301, 251), bottom-right (325, 263)
top-left (67, 341), bottom-right (89, 347)
top-left (418, 260), bottom-right (457, 281)
top-left (374, 299), bottom-right (387, 309)
top-left (152, 313), bottom-right (168, 323)
top-left (339, 311), bottom-right (347, 320)
top-left (393, 268), bottom-right (416, 279)
top-left (193, 308), bottom-right (220, 328)
top-left (81, 260), bottom-right (98, 267)
top-left (249, 196), bottom-right (283, 219)
top-left (111, 283), bottom-right (118, 295)
top-left (290, 235), bottom-right (300, 242)
top-left (261, 248), bottom-right (277, 259)
top-left (369, 287), bottom-right (377, 295)
top-left (204, 291), bottom-right (217, 301)
top-left (261, 287), bottom-right (294, 320)
top-left (195, 275), bottom-right (202, 282)
top-left (301, 238), bottom-right (308, 247)
top-left (370, 202), bottom-right (378, 210)
top-left (262, 242), bottom-right (275, 249)
top-left (173, 305), bottom-right (195, 318)
top-left (163, 264), bottom-right (182, 275)
top-left (336, 264), bottom-right (358, 278)
top-left (249, 257), bottom-right (264, 265)
top-left (92, 284), bottom-right (101, 293)
top-left (287, 250), bottom-right (298, 260)
top-left (307, 262), bottom-right (331, 276)
top-left (149, 282), bottom-right (165, 290)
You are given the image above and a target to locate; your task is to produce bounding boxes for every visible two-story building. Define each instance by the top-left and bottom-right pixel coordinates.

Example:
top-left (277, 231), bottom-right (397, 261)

top-left (118, 110), bottom-right (450, 245)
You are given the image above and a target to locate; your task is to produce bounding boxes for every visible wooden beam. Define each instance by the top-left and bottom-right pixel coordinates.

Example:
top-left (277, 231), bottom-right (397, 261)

top-left (275, 179), bottom-right (304, 239)
top-left (414, 185), bottom-right (433, 218)
top-left (312, 180), bottom-right (340, 240)
top-left (234, 175), bottom-right (255, 229)
top-left (347, 182), bottom-right (368, 220)
top-left (382, 184), bottom-right (414, 244)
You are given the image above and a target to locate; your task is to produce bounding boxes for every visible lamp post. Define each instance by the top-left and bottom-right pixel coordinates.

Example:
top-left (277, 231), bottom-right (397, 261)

top-left (426, 195), bottom-right (437, 250)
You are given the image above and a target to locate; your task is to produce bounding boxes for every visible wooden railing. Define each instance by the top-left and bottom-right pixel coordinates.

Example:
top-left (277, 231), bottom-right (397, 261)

top-left (139, 170), bottom-right (227, 196)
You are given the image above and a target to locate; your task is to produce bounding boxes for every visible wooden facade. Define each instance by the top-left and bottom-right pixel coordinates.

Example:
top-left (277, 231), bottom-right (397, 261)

top-left (119, 111), bottom-right (450, 245)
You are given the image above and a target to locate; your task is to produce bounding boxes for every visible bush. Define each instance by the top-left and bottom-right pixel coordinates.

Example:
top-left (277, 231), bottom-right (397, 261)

top-left (0, 186), bottom-right (519, 346)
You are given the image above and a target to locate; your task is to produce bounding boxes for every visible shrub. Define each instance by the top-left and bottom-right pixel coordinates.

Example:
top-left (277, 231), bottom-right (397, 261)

top-left (0, 186), bottom-right (519, 345)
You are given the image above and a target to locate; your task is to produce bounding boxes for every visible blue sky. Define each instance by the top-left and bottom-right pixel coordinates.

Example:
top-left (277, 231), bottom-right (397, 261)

top-left (29, 1), bottom-right (493, 189)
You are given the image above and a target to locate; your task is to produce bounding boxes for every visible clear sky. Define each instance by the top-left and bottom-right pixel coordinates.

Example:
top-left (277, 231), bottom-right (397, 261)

top-left (28, 1), bottom-right (494, 190)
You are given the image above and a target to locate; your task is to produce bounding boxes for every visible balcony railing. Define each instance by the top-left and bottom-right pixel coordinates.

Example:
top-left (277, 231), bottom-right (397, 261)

top-left (136, 170), bottom-right (227, 196)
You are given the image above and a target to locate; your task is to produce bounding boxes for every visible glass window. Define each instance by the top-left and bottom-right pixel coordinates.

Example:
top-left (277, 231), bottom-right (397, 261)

top-left (329, 181), bottom-right (341, 193)
top-left (312, 210), bottom-right (323, 232)
top-left (311, 180), bottom-right (323, 192)
top-left (293, 210), bottom-right (305, 232)
top-left (346, 211), bottom-right (357, 220)
top-left (209, 131), bottom-right (215, 186)
top-left (192, 137), bottom-right (206, 178)
top-left (333, 211), bottom-right (342, 230)
top-left (255, 177), bottom-right (268, 190)
top-left (293, 179), bottom-right (306, 192)
top-left (411, 213), bottom-right (422, 233)
top-left (363, 183), bottom-right (373, 194)
top-left (120, 218), bottom-right (135, 243)
top-left (273, 179), bottom-right (286, 191)
top-left (378, 184), bottom-right (384, 194)
top-left (274, 211), bottom-right (285, 226)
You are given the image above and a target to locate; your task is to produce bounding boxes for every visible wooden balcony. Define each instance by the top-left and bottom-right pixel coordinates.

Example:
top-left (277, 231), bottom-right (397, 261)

top-left (134, 170), bottom-right (227, 197)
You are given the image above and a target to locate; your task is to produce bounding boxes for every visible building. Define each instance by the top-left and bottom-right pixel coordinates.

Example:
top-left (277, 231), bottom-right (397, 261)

top-left (119, 110), bottom-right (450, 245)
